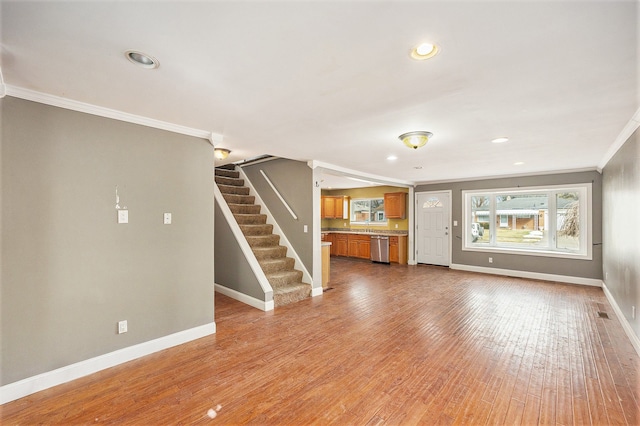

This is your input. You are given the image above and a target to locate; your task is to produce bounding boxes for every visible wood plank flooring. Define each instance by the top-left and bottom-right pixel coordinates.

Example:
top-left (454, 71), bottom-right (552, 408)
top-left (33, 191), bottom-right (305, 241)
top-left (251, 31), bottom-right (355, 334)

top-left (2, 257), bottom-right (639, 424)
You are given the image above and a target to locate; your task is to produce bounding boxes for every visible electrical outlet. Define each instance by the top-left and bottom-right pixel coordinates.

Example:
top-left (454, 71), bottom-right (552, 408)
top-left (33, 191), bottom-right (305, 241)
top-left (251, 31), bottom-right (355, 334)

top-left (453, 220), bottom-right (458, 226)
top-left (303, 225), bottom-right (308, 233)
top-left (118, 320), bottom-right (128, 334)
top-left (163, 212), bottom-right (172, 224)
top-left (489, 257), bottom-right (493, 264)
top-left (395, 224), bottom-right (398, 229)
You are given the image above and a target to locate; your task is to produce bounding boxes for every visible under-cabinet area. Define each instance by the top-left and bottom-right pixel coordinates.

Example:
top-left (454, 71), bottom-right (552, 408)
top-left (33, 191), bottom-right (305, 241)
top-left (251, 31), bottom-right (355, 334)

top-left (321, 232), bottom-right (407, 264)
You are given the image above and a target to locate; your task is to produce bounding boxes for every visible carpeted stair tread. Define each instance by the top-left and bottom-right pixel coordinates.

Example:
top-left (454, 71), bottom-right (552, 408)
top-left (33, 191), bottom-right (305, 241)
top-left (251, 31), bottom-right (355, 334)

top-left (252, 245), bottom-right (288, 260)
top-left (273, 283), bottom-right (311, 307)
top-left (258, 257), bottom-right (295, 274)
top-left (246, 234), bottom-right (281, 247)
top-left (215, 168), bottom-right (240, 178)
top-left (234, 213), bottom-right (267, 225)
top-left (217, 184), bottom-right (250, 196)
top-left (214, 175), bottom-right (244, 186)
top-left (228, 204), bottom-right (261, 215)
top-left (266, 270), bottom-right (304, 288)
top-left (223, 193), bottom-right (255, 205)
top-left (240, 224), bottom-right (273, 236)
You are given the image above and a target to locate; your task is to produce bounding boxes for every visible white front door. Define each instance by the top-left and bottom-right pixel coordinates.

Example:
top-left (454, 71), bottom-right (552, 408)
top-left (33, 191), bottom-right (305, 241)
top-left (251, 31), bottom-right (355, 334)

top-left (416, 192), bottom-right (450, 266)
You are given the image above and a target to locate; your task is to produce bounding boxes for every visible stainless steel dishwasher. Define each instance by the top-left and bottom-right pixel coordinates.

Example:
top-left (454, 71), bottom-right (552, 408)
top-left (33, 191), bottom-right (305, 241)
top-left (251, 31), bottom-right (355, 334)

top-left (370, 235), bottom-right (390, 264)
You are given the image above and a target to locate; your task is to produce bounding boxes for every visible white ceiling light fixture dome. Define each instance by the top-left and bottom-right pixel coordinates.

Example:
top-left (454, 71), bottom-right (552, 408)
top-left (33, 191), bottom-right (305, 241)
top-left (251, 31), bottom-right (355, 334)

top-left (410, 42), bottom-right (439, 60)
top-left (214, 147), bottom-right (231, 160)
top-left (399, 131), bottom-right (433, 149)
top-left (491, 137), bottom-right (509, 144)
top-left (125, 50), bottom-right (159, 69)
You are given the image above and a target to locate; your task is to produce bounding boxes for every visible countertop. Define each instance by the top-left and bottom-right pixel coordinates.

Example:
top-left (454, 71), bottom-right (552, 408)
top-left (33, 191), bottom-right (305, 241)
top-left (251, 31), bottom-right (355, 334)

top-left (322, 230), bottom-right (408, 237)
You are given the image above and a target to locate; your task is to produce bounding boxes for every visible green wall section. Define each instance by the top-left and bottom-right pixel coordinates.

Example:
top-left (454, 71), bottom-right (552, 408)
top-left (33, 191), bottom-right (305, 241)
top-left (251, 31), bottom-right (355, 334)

top-left (322, 186), bottom-right (409, 231)
top-left (1, 98), bottom-right (215, 385)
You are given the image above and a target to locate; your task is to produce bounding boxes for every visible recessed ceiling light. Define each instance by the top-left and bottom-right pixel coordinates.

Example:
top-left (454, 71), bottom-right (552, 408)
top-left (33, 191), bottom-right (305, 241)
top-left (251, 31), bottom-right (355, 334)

top-left (514, 161), bottom-right (524, 166)
top-left (410, 42), bottom-right (439, 60)
top-left (125, 50), bottom-right (159, 69)
top-left (491, 137), bottom-right (509, 144)
top-left (413, 166), bottom-right (423, 169)
top-left (387, 155), bottom-right (398, 161)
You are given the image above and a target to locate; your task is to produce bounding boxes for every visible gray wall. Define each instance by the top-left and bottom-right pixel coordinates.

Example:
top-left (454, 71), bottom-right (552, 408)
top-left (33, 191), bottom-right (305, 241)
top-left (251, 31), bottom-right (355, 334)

top-left (603, 128), bottom-right (639, 339)
top-left (241, 158), bottom-right (314, 272)
top-left (214, 203), bottom-right (266, 301)
top-left (416, 171), bottom-right (603, 279)
top-left (1, 97), bottom-right (214, 385)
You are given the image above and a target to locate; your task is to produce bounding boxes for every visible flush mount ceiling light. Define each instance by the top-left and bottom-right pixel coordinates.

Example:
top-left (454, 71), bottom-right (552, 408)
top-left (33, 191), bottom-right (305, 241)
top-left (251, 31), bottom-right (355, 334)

top-left (214, 148), bottom-right (231, 160)
top-left (125, 50), bottom-right (159, 69)
top-left (399, 131), bottom-right (433, 149)
top-left (410, 42), bottom-right (439, 60)
top-left (491, 137), bottom-right (509, 144)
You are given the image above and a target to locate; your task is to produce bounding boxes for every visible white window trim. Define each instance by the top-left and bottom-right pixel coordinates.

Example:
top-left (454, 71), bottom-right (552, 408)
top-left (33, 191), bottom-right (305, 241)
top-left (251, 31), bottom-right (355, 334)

top-left (462, 183), bottom-right (592, 260)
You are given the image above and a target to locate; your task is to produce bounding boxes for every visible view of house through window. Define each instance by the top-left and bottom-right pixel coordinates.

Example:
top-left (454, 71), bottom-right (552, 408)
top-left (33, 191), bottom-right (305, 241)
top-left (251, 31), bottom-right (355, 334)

top-left (351, 198), bottom-right (385, 224)
top-left (464, 185), bottom-right (590, 258)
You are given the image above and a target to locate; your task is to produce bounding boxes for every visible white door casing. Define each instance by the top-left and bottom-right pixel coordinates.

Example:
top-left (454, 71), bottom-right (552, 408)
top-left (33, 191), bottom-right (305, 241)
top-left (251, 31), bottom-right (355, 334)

top-left (416, 191), bottom-right (451, 266)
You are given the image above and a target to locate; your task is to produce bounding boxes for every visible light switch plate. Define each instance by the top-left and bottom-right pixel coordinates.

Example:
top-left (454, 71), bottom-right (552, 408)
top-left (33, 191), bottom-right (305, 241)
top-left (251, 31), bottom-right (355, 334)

top-left (164, 213), bottom-right (172, 224)
top-left (118, 209), bottom-right (129, 224)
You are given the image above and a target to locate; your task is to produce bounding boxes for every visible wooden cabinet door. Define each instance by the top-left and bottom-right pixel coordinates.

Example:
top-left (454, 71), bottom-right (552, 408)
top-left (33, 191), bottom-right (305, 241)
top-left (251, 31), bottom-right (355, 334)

top-left (389, 236), bottom-right (399, 263)
top-left (334, 197), bottom-right (344, 219)
top-left (336, 235), bottom-right (348, 256)
top-left (322, 196), bottom-right (336, 218)
top-left (348, 236), bottom-right (359, 257)
top-left (358, 238), bottom-right (371, 259)
top-left (384, 192), bottom-right (406, 219)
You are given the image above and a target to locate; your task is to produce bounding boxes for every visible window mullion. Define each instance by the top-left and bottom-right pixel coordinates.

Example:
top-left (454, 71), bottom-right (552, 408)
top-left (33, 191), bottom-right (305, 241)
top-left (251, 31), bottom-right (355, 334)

top-left (490, 195), bottom-right (496, 246)
top-left (549, 191), bottom-right (557, 250)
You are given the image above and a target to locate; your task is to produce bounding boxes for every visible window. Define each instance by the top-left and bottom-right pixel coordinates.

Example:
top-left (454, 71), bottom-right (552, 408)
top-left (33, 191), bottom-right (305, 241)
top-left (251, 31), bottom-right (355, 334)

top-left (351, 198), bottom-right (386, 224)
top-left (463, 184), bottom-right (591, 259)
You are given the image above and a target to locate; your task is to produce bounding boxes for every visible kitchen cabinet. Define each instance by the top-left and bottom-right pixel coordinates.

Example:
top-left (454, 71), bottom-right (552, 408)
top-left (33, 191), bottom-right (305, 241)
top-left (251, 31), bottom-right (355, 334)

top-left (347, 234), bottom-right (371, 260)
top-left (334, 234), bottom-right (349, 257)
top-left (325, 232), bottom-right (405, 262)
top-left (384, 192), bottom-right (407, 219)
top-left (389, 235), bottom-right (407, 264)
top-left (321, 196), bottom-right (344, 219)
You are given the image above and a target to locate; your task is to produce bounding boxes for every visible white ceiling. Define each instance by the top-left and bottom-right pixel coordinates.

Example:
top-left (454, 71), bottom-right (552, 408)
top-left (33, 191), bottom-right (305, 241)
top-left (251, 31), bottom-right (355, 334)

top-left (2, 1), bottom-right (638, 186)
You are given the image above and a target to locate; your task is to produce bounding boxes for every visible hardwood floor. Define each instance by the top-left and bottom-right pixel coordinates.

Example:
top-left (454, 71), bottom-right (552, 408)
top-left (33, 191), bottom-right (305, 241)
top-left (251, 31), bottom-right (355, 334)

top-left (2, 257), bottom-right (639, 425)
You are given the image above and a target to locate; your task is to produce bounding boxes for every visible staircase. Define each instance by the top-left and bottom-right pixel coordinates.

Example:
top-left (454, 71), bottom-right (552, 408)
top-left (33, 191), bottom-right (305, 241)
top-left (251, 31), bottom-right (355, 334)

top-left (215, 165), bottom-right (311, 307)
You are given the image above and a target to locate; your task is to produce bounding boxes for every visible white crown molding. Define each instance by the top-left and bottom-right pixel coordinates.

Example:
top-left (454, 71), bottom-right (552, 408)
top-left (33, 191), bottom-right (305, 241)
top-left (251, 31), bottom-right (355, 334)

top-left (308, 160), bottom-right (414, 187)
top-left (0, 322), bottom-right (216, 405)
top-left (4, 85), bottom-right (223, 143)
top-left (598, 107), bottom-right (640, 170)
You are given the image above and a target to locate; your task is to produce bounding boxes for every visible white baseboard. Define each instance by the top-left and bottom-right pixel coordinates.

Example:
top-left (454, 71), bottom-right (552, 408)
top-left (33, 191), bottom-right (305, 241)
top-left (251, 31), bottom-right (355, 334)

top-left (602, 282), bottom-right (640, 357)
top-left (311, 286), bottom-right (324, 297)
top-left (215, 283), bottom-right (274, 312)
top-left (450, 263), bottom-right (603, 287)
top-left (0, 322), bottom-right (216, 405)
